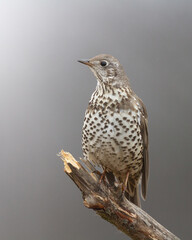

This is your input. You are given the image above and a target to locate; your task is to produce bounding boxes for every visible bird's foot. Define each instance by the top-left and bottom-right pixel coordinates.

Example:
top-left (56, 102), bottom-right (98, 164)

top-left (92, 169), bottom-right (102, 176)
top-left (93, 168), bottom-right (106, 184)
top-left (99, 168), bottom-right (106, 184)
top-left (122, 171), bottom-right (130, 196)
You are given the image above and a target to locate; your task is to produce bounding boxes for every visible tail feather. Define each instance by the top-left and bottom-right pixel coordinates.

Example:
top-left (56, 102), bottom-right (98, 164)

top-left (125, 185), bottom-right (141, 207)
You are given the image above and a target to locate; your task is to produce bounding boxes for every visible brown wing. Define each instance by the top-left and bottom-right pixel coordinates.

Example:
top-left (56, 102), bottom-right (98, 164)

top-left (116, 92), bottom-right (149, 200)
top-left (136, 96), bottom-right (149, 200)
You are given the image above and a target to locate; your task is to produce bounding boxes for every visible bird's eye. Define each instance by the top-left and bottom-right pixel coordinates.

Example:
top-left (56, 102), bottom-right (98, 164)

top-left (100, 60), bottom-right (108, 67)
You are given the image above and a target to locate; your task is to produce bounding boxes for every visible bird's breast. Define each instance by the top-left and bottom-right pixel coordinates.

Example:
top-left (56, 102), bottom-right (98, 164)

top-left (82, 93), bottom-right (143, 175)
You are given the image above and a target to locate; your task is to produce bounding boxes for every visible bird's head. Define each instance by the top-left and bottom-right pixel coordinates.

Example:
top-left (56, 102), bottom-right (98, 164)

top-left (78, 54), bottom-right (129, 88)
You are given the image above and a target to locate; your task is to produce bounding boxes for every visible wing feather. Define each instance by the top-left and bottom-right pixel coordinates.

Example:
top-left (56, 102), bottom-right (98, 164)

top-left (135, 96), bottom-right (149, 200)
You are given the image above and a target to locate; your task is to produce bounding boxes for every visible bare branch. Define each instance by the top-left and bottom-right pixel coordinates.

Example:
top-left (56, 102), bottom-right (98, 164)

top-left (59, 150), bottom-right (180, 240)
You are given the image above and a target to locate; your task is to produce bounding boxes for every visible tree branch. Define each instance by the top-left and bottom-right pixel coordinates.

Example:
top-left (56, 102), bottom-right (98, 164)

top-left (58, 150), bottom-right (180, 240)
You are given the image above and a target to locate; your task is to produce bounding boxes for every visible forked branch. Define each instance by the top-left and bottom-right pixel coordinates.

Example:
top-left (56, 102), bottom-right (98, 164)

top-left (59, 150), bottom-right (180, 240)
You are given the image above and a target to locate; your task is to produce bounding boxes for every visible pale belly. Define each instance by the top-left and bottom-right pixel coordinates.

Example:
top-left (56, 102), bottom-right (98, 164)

top-left (82, 108), bottom-right (143, 177)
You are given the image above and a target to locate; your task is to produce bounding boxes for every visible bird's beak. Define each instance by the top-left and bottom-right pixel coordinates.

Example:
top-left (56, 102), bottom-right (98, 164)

top-left (78, 59), bottom-right (93, 67)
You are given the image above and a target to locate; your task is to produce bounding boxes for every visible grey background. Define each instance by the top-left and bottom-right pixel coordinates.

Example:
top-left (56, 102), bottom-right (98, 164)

top-left (0, 0), bottom-right (192, 239)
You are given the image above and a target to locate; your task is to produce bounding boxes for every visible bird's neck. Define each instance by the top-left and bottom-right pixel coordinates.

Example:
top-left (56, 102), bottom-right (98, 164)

top-left (89, 81), bottom-right (132, 106)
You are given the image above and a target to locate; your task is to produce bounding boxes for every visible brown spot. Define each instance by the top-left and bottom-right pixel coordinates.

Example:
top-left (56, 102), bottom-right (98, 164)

top-left (84, 200), bottom-right (105, 210)
top-left (116, 210), bottom-right (135, 222)
top-left (110, 103), bottom-right (115, 108)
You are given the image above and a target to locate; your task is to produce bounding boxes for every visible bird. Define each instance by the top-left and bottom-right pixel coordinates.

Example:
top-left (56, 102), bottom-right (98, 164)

top-left (78, 54), bottom-right (149, 207)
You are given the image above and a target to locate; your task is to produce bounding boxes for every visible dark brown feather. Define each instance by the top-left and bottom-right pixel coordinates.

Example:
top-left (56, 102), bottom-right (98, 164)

top-left (135, 95), bottom-right (149, 199)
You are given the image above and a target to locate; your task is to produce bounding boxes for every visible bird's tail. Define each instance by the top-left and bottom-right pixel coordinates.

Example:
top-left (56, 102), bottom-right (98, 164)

top-left (125, 183), bottom-right (141, 207)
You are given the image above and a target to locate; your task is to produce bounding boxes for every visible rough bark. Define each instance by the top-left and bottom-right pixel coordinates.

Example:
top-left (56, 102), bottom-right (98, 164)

top-left (58, 150), bottom-right (180, 240)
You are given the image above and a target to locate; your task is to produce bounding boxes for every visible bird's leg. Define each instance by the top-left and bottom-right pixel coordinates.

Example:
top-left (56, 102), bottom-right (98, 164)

top-left (122, 171), bottom-right (129, 194)
top-left (92, 169), bottom-right (102, 177)
top-left (99, 167), bottom-right (107, 183)
top-left (92, 168), bottom-right (107, 183)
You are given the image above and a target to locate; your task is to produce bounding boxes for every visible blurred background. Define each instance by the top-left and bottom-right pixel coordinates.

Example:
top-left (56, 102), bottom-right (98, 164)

top-left (0, 0), bottom-right (192, 239)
